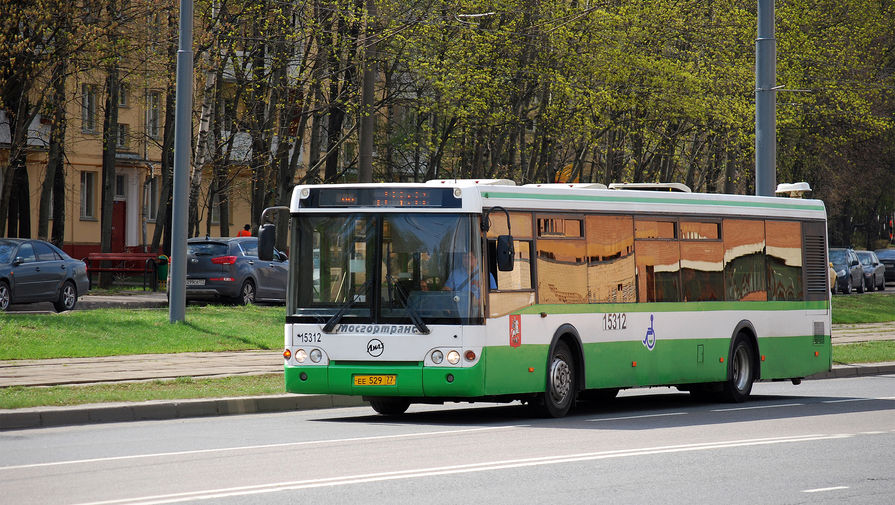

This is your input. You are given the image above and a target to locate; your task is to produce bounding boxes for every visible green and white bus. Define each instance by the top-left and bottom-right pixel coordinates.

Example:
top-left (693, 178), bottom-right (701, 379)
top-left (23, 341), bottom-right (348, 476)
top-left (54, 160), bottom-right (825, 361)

top-left (259, 180), bottom-right (831, 417)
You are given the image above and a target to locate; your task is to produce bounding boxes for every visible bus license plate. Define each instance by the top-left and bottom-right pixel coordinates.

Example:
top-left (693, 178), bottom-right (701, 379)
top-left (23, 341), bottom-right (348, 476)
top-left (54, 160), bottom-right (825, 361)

top-left (353, 374), bottom-right (396, 386)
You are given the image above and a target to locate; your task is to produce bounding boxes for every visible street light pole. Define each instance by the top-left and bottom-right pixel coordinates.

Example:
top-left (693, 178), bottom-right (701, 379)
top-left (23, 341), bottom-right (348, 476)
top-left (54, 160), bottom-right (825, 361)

top-left (755, 0), bottom-right (776, 197)
top-left (169, 0), bottom-right (193, 323)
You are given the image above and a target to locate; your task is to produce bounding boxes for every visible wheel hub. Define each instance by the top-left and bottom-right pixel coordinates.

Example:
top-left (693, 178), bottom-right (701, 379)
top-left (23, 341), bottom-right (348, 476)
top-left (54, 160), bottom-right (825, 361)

top-left (549, 358), bottom-right (571, 403)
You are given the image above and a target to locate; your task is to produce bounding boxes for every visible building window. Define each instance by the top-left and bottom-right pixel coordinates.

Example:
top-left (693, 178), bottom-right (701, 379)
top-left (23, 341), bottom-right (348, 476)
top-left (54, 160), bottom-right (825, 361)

top-left (145, 175), bottom-right (159, 221)
top-left (82, 84), bottom-right (97, 132)
top-left (80, 171), bottom-right (96, 219)
top-left (147, 91), bottom-right (161, 139)
top-left (118, 83), bottom-right (128, 107)
top-left (115, 174), bottom-right (127, 199)
top-left (116, 123), bottom-right (128, 148)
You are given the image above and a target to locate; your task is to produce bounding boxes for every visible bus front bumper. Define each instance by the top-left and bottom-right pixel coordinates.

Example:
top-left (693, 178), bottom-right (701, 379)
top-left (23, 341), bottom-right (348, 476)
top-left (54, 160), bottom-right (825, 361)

top-left (285, 361), bottom-right (486, 398)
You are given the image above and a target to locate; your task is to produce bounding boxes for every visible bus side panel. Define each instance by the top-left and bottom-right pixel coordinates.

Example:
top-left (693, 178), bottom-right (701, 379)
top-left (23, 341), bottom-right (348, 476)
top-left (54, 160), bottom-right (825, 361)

top-left (583, 339), bottom-right (729, 389)
top-left (481, 344), bottom-right (549, 395)
top-left (757, 334), bottom-right (831, 379)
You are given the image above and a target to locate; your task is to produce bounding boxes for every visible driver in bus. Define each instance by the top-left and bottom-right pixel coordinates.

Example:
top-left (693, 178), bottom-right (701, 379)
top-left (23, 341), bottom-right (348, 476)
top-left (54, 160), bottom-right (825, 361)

top-left (443, 251), bottom-right (497, 298)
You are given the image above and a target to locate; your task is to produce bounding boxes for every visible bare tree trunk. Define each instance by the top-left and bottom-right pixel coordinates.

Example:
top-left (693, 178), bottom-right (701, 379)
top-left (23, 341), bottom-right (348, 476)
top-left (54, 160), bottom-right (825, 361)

top-left (39, 54), bottom-right (67, 240)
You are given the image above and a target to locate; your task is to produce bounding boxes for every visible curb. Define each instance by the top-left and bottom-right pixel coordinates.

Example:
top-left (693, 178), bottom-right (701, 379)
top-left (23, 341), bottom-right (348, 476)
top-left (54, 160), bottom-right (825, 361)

top-left (2, 363), bottom-right (894, 431)
top-left (806, 362), bottom-right (895, 380)
top-left (0, 394), bottom-right (367, 431)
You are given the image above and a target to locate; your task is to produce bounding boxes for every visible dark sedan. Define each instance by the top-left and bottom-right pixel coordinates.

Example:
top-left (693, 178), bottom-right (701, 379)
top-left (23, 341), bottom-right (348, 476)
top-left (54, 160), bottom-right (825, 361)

top-left (876, 248), bottom-right (895, 284)
top-left (829, 247), bottom-right (864, 294)
top-left (0, 239), bottom-right (90, 312)
top-left (174, 236), bottom-right (288, 305)
top-left (856, 250), bottom-right (885, 291)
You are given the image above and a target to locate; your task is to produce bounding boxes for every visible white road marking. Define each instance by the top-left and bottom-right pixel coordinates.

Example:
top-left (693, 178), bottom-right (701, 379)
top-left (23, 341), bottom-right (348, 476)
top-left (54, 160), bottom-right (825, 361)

top-left (711, 403), bottom-right (802, 412)
top-left (587, 412), bottom-right (687, 422)
top-left (69, 433), bottom-right (854, 505)
top-left (823, 396), bottom-right (895, 403)
top-left (0, 426), bottom-right (519, 471)
top-left (802, 486), bottom-right (849, 493)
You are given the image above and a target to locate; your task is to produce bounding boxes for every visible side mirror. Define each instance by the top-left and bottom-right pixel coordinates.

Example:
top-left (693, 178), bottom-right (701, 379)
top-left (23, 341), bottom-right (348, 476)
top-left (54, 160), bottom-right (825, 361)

top-left (258, 224), bottom-right (276, 261)
top-left (12, 257), bottom-right (24, 266)
top-left (496, 235), bottom-right (514, 271)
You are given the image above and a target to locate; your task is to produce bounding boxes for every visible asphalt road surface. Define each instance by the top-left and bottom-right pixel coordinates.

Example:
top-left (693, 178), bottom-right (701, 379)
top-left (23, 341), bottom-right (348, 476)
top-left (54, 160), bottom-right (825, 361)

top-left (2, 376), bottom-right (894, 505)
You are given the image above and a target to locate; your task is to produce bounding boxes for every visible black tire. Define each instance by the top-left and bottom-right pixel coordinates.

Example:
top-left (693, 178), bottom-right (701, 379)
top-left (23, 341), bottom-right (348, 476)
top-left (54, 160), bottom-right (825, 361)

top-left (534, 340), bottom-right (577, 418)
top-left (53, 280), bottom-right (78, 312)
top-left (857, 276), bottom-right (865, 293)
top-left (236, 279), bottom-right (256, 305)
top-left (369, 398), bottom-right (410, 416)
top-left (866, 277), bottom-right (875, 292)
top-left (721, 334), bottom-right (756, 403)
top-left (842, 280), bottom-right (851, 294)
top-left (0, 281), bottom-right (10, 311)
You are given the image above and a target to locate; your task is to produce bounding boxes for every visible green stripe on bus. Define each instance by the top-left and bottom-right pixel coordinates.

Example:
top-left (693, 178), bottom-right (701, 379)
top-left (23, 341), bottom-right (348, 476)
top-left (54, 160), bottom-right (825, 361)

top-left (480, 191), bottom-right (826, 211)
top-left (511, 300), bottom-right (828, 315)
top-left (285, 334), bottom-right (830, 398)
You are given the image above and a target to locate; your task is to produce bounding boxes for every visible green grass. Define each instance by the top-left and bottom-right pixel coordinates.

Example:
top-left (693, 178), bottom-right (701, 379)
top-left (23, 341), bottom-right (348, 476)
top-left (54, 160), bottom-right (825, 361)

top-left (0, 374), bottom-right (284, 409)
top-left (0, 305), bottom-right (283, 359)
top-left (831, 292), bottom-right (895, 324)
top-left (832, 341), bottom-right (895, 365)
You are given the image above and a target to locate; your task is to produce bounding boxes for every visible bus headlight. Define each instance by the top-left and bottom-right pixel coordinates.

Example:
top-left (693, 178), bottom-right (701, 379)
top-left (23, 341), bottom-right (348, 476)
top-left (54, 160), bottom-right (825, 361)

top-left (431, 350), bottom-right (444, 364)
top-left (309, 349), bottom-right (322, 363)
top-left (296, 349), bottom-right (308, 363)
top-left (447, 350), bottom-right (461, 365)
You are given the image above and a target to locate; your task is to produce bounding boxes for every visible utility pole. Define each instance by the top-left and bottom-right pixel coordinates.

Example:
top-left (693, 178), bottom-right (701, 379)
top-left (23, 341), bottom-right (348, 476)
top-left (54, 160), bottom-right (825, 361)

top-left (755, 0), bottom-right (776, 197)
top-left (169, 0), bottom-right (193, 322)
top-left (357, 0), bottom-right (376, 183)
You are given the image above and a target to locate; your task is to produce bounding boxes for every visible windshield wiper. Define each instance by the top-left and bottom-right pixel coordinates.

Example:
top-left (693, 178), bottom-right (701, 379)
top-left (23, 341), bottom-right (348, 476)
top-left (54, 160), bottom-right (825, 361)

top-left (322, 280), bottom-right (372, 333)
top-left (385, 274), bottom-right (430, 335)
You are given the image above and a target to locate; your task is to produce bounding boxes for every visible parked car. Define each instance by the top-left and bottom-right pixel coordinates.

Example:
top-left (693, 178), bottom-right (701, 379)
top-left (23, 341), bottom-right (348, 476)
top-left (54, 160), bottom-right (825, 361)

top-left (0, 239), bottom-right (90, 312)
top-left (829, 247), bottom-right (864, 294)
top-left (875, 248), bottom-right (895, 284)
top-left (172, 236), bottom-right (288, 305)
top-left (856, 250), bottom-right (886, 291)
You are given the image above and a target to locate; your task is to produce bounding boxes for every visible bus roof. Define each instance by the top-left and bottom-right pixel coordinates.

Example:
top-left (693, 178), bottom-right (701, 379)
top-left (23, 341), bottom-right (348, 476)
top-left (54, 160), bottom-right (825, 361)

top-left (290, 180), bottom-right (827, 221)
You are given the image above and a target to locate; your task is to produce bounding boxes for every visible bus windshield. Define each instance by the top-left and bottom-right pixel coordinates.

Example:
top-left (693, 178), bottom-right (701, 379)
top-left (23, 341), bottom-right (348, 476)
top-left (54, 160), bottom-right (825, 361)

top-left (293, 213), bottom-right (484, 326)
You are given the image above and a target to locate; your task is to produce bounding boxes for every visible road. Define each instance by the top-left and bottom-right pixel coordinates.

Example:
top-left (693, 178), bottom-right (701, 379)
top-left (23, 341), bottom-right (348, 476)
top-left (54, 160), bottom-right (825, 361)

top-left (1, 376), bottom-right (894, 505)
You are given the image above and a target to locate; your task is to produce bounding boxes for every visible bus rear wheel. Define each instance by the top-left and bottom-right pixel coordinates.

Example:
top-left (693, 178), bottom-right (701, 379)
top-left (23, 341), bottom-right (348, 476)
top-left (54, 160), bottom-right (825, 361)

top-left (369, 398), bottom-right (410, 416)
top-left (721, 334), bottom-right (755, 403)
top-left (534, 341), bottom-right (576, 418)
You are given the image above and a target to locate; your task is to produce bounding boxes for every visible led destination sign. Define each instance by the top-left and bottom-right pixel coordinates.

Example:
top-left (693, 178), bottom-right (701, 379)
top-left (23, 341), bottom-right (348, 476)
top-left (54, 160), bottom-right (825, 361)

top-left (310, 187), bottom-right (461, 208)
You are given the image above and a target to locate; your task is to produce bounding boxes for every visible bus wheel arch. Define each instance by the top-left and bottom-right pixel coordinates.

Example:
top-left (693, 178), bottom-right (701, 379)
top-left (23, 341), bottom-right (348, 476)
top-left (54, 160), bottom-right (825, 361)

top-left (723, 322), bottom-right (760, 402)
top-left (730, 321), bottom-right (761, 382)
top-left (533, 325), bottom-right (585, 417)
top-left (550, 324), bottom-right (586, 393)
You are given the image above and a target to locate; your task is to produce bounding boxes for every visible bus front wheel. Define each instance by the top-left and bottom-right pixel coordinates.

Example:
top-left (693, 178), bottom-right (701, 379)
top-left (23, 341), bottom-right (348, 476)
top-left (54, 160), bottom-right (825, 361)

top-left (534, 340), bottom-right (576, 418)
top-left (721, 334), bottom-right (755, 403)
top-left (369, 398), bottom-right (410, 416)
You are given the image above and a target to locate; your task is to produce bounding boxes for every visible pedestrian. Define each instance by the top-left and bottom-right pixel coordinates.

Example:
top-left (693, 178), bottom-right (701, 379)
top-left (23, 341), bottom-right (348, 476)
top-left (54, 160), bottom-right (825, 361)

top-left (237, 224), bottom-right (251, 237)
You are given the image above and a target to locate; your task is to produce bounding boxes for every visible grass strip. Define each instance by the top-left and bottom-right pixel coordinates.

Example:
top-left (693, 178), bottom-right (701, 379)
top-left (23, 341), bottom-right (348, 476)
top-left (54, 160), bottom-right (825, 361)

top-left (0, 305), bottom-right (284, 360)
top-left (832, 293), bottom-right (895, 324)
top-left (832, 341), bottom-right (895, 365)
top-left (0, 374), bottom-right (284, 410)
